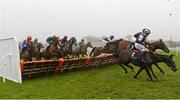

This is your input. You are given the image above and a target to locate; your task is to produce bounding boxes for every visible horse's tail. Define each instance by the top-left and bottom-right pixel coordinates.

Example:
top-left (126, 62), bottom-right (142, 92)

top-left (90, 47), bottom-right (96, 57)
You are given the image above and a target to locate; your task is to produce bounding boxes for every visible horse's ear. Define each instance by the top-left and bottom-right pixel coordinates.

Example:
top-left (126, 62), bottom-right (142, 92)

top-left (159, 38), bottom-right (162, 42)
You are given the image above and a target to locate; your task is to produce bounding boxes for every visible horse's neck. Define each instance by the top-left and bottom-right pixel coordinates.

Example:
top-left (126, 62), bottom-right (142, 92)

top-left (66, 42), bottom-right (73, 50)
top-left (81, 44), bottom-right (88, 51)
top-left (149, 43), bottom-right (158, 52)
top-left (150, 53), bottom-right (165, 63)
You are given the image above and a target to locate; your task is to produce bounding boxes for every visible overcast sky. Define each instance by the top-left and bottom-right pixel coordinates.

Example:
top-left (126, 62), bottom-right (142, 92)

top-left (0, 0), bottom-right (180, 42)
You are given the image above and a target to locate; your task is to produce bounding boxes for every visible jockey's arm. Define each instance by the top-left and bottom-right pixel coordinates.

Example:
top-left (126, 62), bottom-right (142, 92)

top-left (138, 34), bottom-right (144, 42)
top-left (134, 32), bottom-right (140, 38)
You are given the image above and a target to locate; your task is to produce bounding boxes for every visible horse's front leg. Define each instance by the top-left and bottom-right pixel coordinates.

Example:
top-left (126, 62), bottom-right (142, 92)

top-left (144, 66), bottom-right (153, 81)
top-left (154, 63), bottom-right (165, 74)
top-left (134, 67), bottom-right (144, 79)
top-left (118, 63), bottom-right (128, 74)
top-left (149, 66), bottom-right (158, 80)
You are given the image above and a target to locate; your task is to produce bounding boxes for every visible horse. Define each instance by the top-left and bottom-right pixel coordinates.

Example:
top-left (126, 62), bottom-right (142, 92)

top-left (90, 39), bottom-right (123, 57)
top-left (61, 37), bottom-right (77, 58)
top-left (42, 37), bottom-right (63, 60)
top-left (104, 39), bottom-right (170, 74)
top-left (72, 42), bottom-right (93, 58)
top-left (20, 42), bottom-right (34, 61)
top-left (32, 41), bottom-right (44, 60)
top-left (113, 50), bottom-right (177, 80)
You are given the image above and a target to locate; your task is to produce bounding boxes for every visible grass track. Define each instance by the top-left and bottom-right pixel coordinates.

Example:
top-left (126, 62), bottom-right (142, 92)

top-left (0, 51), bottom-right (180, 99)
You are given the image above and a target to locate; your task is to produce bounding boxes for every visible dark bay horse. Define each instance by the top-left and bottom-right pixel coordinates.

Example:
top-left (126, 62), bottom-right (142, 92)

top-left (61, 37), bottom-right (77, 58)
top-left (42, 37), bottom-right (63, 60)
top-left (90, 39), bottom-right (123, 57)
top-left (72, 42), bottom-right (93, 58)
top-left (20, 42), bottom-right (34, 61)
top-left (32, 41), bottom-right (44, 60)
top-left (103, 39), bottom-right (170, 74)
top-left (113, 50), bottom-right (177, 80)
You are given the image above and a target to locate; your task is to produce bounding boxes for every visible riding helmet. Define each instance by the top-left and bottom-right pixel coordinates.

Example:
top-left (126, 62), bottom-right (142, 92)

top-left (142, 28), bottom-right (151, 36)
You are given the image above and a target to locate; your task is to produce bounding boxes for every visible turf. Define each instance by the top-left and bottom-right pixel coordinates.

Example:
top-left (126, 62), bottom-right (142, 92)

top-left (0, 51), bottom-right (180, 99)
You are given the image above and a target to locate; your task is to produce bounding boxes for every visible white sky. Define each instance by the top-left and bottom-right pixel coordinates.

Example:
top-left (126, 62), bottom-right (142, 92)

top-left (0, 0), bottom-right (180, 42)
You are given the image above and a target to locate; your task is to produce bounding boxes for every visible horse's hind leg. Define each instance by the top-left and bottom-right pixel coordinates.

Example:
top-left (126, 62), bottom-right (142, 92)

top-left (124, 64), bottom-right (134, 72)
top-left (134, 67), bottom-right (144, 79)
top-left (118, 63), bottom-right (128, 74)
top-left (149, 66), bottom-right (158, 80)
top-left (154, 63), bottom-right (165, 74)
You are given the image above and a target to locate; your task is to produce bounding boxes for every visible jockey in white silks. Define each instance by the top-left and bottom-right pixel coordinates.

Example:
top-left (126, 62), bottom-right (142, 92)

top-left (134, 28), bottom-right (151, 51)
top-left (132, 28), bottom-right (152, 63)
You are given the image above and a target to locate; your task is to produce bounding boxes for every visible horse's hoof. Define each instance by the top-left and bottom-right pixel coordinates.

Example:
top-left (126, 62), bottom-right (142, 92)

top-left (148, 79), bottom-right (153, 81)
top-left (154, 76), bottom-right (158, 80)
top-left (134, 76), bottom-right (137, 79)
top-left (160, 71), bottom-right (165, 74)
top-left (132, 69), bottom-right (134, 72)
top-left (125, 71), bottom-right (128, 74)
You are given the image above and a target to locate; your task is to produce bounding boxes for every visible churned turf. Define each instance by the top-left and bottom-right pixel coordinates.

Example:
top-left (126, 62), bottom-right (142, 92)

top-left (0, 51), bottom-right (180, 99)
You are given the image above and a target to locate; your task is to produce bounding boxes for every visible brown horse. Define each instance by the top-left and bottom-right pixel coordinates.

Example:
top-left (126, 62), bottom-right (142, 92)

top-left (20, 42), bottom-right (34, 61)
top-left (72, 42), bottom-right (93, 58)
top-left (42, 37), bottom-right (63, 60)
top-left (105, 39), bottom-right (170, 74)
top-left (32, 41), bottom-right (44, 60)
top-left (91, 39), bottom-right (169, 57)
top-left (90, 39), bottom-right (123, 57)
top-left (61, 37), bottom-right (77, 58)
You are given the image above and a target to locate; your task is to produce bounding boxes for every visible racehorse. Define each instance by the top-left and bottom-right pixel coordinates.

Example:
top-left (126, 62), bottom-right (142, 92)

top-left (61, 37), bottom-right (77, 58)
top-left (72, 42), bottom-right (93, 58)
top-left (90, 39), bottom-right (123, 57)
top-left (91, 39), bottom-right (169, 57)
top-left (43, 37), bottom-right (63, 60)
top-left (32, 41), bottom-right (44, 60)
top-left (103, 39), bottom-right (170, 74)
top-left (20, 42), bottom-right (34, 61)
top-left (113, 50), bottom-right (177, 80)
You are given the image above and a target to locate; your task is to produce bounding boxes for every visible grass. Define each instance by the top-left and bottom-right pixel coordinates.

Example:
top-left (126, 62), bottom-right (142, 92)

top-left (0, 51), bottom-right (180, 99)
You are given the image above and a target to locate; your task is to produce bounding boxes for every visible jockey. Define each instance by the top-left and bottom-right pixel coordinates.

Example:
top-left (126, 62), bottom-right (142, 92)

top-left (103, 35), bottom-right (115, 43)
top-left (46, 34), bottom-right (56, 45)
top-left (21, 35), bottom-right (32, 50)
top-left (33, 38), bottom-right (38, 43)
top-left (60, 36), bottom-right (68, 49)
top-left (133, 28), bottom-right (151, 62)
top-left (60, 36), bottom-right (68, 44)
top-left (79, 39), bottom-right (85, 47)
top-left (78, 39), bottom-right (85, 51)
top-left (134, 28), bottom-right (150, 51)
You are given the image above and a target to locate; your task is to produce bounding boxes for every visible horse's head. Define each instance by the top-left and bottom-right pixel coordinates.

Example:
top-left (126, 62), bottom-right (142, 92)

top-left (159, 39), bottom-right (170, 53)
top-left (150, 39), bottom-right (170, 53)
top-left (87, 42), bottom-right (93, 48)
top-left (162, 54), bottom-right (177, 72)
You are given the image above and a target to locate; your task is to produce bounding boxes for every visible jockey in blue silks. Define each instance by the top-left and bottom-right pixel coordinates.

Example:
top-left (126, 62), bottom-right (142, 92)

top-left (22, 35), bottom-right (32, 50)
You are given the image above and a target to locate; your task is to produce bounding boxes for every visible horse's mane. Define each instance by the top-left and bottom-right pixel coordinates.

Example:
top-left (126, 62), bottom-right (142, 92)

top-left (148, 39), bottom-right (164, 44)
